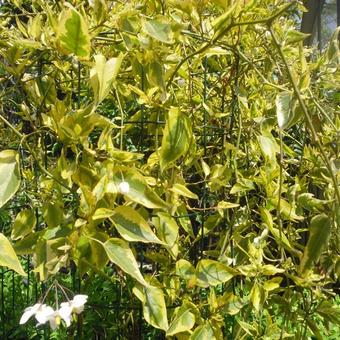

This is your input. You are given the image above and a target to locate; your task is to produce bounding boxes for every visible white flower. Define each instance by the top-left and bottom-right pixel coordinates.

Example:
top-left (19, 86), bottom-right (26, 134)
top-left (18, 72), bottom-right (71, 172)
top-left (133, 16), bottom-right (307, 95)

top-left (118, 181), bottom-right (130, 194)
top-left (35, 305), bottom-right (55, 325)
top-left (71, 294), bottom-right (88, 314)
top-left (58, 304), bottom-right (73, 327)
top-left (20, 303), bottom-right (42, 324)
top-left (253, 236), bottom-right (261, 247)
top-left (58, 295), bottom-right (88, 328)
top-left (20, 303), bottom-right (54, 325)
top-left (44, 310), bottom-right (62, 330)
top-left (227, 257), bottom-right (236, 266)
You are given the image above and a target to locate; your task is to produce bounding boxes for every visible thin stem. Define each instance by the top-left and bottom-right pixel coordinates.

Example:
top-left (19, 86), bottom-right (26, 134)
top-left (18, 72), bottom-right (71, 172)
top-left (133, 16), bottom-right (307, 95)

top-left (277, 130), bottom-right (285, 260)
top-left (308, 89), bottom-right (338, 130)
top-left (115, 89), bottom-right (124, 150)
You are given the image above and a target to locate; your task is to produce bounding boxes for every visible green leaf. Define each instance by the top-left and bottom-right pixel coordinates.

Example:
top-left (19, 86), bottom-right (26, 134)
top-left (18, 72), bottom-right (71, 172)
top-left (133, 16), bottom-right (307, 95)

top-left (201, 159), bottom-right (210, 177)
top-left (263, 277), bottom-right (283, 291)
top-left (167, 304), bottom-right (195, 336)
top-left (261, 264), bottom-right (285, 276)
top-left (0, 233), bottom-right (26, 276)
top-left (170, 183), bottom-right (198, 200)
top-left (13, 232), bottom-right (42, 255)
top-left (107, 167), bottom-right (168, 209)
top-left (160, 107), bottom-right (192, 170)
top-left (155, 212), bottom-right (179, 247)
top-left (0, 150), bottom-right (21, 208)
top-left (236, 320), bottom-right (256, 336)
top-left (285, 30), bottom-right (310, 45)
top-left (111, 206), bottom-right (162, 244)
top-left (92, 208), bottom-right (115, 220)
top-left (230, 178), bottom-right (254, 194)
top-left (176, 259), bottom-right (196, 281)
top-left (146, 60), bottom-right (166, 92)
top-left (299, 214), bottom-right (331, 276)
top-left (134, 285), bottom-right (169, 330)
top-left (11, 209), bottom-right (36, 240)
top-left (90, 54), bottom-right (123, 104)
top-left (176, 204), bottom-right (195, 237)
top-left (211, 4), bottom-right (236, 41)
top-left (306, 319), bottom-right (324, 340)
top-left (316, 300), bottom-right (340, 325)
top-left (276, 92), bottom-right (295, 129)
top-left (43, 203), bottom-right (63, 228)
top-left (219, 292), bottom-right (244, 315)
top-left (297, 193), bottom-right (327, 211)
top-left (258, 135), bottom-right (278, 161)
top-left (195, 259), bottom-right (234, 288)
top-left (57, 4), bottom-right (91, 59)
top-left (103, 238), bottom-right (147, 286)
top-left (190, 323), bottom-right (216, 340)
top-left (217, 201), bottom-right (240, 210)
top-left (250, 283), bottom-right (262, 312)
top-left (143, 18), bottom-right (173, 44)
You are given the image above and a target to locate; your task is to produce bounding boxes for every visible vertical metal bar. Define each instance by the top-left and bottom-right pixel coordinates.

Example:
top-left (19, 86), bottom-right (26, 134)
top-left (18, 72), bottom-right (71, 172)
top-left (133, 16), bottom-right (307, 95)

top-left (201, 56), bottom-right (208, 259)
top-left (317, 1), bottom-right (322, 51)
top-left (12, 271), bottom-right (15, 322)
top-left (138, 66), bottom-right (146, 340)
top-left (1, 268), bottom-right (5, 339)
top-left (77, 61), bottom-right (81, 109)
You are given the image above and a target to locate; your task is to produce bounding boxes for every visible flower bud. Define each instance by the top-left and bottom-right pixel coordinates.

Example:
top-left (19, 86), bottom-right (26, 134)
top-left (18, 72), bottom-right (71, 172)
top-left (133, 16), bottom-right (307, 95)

top-left (118, 181), bottom-right (130, 194)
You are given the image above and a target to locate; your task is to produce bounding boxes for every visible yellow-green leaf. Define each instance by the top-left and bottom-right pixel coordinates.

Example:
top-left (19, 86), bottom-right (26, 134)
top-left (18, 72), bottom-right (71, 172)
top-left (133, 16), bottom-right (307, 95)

top-left (276, 91), bottom-right (300, 129)
top-left (155, 212), bottom-right (179, 247)
top-left (90, 54), bottom-right (123, 104)
top-left (285, 30), bottom-right (310, 45)
top-left (250, 283), bottom-right (262, 312)
top-left (167, 304), bottom-right (195, 336)
top-left (170, 183), bottom-right (198, 200)
top-left (107, 167), bottom-right (168, 209)
top-left (143, 17), bottom-right (173, 44)
top-left (258, 135), bottom-right (278, 161)
top-left (217, 201), bottom-right (240, 210)
top-left (92, 208), bottom-right (115, 220)
top-left (160, 107), bottom-right (192, 170)
top-left (103, 238), bottom-right (147, 285)
top-left (57, 4), bottom-right (91, 59)
top-left (111, 206), bottom-right (162, 244)
top-left (134, 284), bottom-right (169, 330)
top-left (299, 214), bottom-right (331, 276)
top-left (195, 259), bottom-right (235, 288)
top-left (190, 323), bottom-right (216, 340)
top-left (263, 277), bottom-right (283, 291)
top-left (11, 209), bottom-right (36, 240)
top-left (0, 150), bottom-right (21, 208)
top-left (176, 259), bottom-right (196, 281)
top-left (0, 233), bottom-right (26, 276)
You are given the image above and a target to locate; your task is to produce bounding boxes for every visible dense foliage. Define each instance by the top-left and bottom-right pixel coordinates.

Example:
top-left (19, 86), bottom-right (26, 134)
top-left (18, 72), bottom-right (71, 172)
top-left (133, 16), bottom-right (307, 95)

top-left (0, 0), bottom-right (339, 338)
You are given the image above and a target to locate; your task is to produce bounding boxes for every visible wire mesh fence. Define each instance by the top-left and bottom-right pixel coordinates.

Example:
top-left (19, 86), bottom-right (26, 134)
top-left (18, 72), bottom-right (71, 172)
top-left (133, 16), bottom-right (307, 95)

top-left (0, 57), bottom-right (234, 338)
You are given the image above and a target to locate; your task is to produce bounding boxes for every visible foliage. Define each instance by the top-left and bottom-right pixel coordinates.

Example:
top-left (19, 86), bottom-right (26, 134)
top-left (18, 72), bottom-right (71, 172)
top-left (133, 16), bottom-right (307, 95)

top-left (0, 0), bottom-right (339, 338)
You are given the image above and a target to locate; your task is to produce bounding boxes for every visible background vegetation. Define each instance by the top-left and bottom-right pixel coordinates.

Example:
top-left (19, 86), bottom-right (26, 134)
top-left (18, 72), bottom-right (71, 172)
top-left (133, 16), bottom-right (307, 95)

top-left (0, 0), bottom-right (339, 339)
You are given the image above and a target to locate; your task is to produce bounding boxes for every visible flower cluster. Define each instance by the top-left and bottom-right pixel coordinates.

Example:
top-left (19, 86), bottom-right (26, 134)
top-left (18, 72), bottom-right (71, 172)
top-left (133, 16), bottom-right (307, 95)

top-left (20, 295), bottom-right (88, 330)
